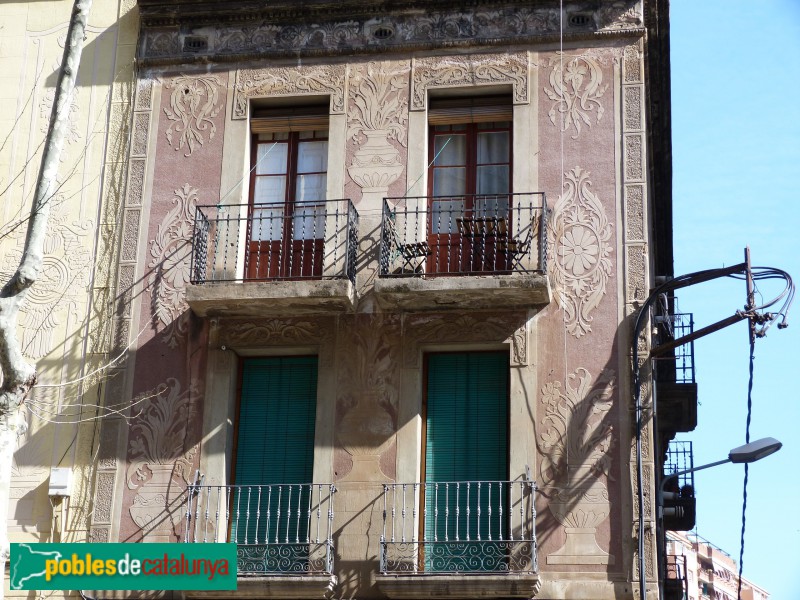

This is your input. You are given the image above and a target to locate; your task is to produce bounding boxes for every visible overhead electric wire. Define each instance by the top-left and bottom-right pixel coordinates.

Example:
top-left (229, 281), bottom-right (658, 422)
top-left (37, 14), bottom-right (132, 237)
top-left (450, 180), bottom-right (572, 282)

top-left (633, 261), bottom-right (794, 600)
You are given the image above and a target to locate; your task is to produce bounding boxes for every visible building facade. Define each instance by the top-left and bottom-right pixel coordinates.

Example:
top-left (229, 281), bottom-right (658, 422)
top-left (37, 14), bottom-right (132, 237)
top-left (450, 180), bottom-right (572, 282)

top-left (5, 0), bottom-right (677, 598)
top-left (666, 532), bottom-right (769, 600)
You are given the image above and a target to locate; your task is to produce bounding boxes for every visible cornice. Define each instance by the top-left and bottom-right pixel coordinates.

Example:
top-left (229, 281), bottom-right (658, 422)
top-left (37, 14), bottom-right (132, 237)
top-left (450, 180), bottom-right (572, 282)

top-left (136, 1), bottom-right (644, 66)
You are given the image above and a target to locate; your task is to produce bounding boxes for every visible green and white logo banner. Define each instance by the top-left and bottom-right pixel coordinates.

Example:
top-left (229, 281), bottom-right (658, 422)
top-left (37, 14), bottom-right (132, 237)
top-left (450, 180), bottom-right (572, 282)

top-left (10, 543), bottom-right (237, 591)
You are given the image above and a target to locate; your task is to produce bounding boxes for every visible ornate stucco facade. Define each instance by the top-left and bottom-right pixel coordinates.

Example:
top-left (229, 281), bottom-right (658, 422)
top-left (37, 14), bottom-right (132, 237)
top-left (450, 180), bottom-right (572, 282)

top-left (4, 0), bottom-right (674, 598)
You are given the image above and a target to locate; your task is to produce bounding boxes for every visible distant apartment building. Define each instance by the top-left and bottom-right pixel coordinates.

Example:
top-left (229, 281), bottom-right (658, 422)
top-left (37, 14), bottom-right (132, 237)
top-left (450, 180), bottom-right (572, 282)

top-left (665, 532), bottom-right (769, 600)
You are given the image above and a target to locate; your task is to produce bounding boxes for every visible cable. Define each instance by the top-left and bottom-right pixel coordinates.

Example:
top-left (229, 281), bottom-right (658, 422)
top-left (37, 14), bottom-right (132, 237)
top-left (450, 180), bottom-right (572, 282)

top-left (737, 314), bottom-right (756, 600)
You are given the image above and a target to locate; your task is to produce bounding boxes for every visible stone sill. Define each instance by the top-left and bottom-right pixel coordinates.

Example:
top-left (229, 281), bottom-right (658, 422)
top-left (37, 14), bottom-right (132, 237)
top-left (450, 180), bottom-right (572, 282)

top-left (374, 573), bottom-right (541, 599)
top-left (374, 273), bottom-right (551, 311)
top-left (185, 574), bottom-right (336, 599)
top-left (187, 279), bottom-right (356, 317)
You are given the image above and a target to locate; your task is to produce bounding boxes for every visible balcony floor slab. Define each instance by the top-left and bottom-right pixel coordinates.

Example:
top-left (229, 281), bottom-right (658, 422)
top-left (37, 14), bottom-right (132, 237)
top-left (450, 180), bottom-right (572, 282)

top-left (187, 279), bottom-right (356, 317)
top-left (186, 574), bottom-right (337, 599)
top-left (374, 573), bottom-right (541, 599)
top-left (374, 273), bottom-right (551, 311)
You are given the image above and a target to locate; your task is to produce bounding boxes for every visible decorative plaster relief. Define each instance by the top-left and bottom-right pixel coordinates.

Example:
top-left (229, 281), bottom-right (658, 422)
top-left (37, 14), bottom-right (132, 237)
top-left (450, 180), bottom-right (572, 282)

top-left (89, 527), bottom-right (110, 543)
top-left (540, 368), bottom-right (615, 565)
top-left (40, 88), bottom-right (81, 148)
top-left (136, 78), bottom-right (154, 111)
top-left (164, 75), bottom-right (223, 157)
top-left (626, 244), bottom-right (647, 303)
top-left (148, 184), bottom-right (198, 348)
top-left (127, 378), bottom-right (200, 542)
top-left (624, 134), bottom-right (644, 180)
top-left (625, 185), bottom-right (645, 242)
top-left (347, 61), bottom-right (409, 197)
top-left (221, 319), bottom-right (315, 347)
top-left (623, 45), bottom-right (643, 83)
top-left (93, 471), bottom-right (116, 522)
top-left (403, 313), bottom-right (526, 368)
top-left (131, 113), bottom-right (150, 157)
top-left (1, 203), bottom-right (93, 359)
top-left (411, 52), bottom-right (529, 111)
top-left (127, 159), bottom-right (146, 207)
top-left (595, 1), bottom-right (642, 30)
top-left (233, 64), bottom-right (347, 119)
top-left (336, 315), bottom-right (400, 481)
top-left (141, 4), bottom-right (642, 63)
top-left (544, 54), bottom-right (608, 139)
top-left (548, 167), bottom-right (613, 338)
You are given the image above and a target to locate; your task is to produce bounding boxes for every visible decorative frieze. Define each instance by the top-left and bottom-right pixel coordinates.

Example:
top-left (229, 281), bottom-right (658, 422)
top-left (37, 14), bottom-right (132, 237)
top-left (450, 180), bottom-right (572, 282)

top-left (233, 64), bottom-right (347, 119)
top-left (139, 3), bottom-right (644, 63)
top-left (411, 52), bottom-right (529, 111)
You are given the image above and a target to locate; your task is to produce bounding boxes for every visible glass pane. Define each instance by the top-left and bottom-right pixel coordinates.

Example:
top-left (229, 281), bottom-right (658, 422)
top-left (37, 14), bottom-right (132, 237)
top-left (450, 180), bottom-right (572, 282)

top-left (292, 202), bottom-right (326, 240)
top-left (254, 176), bottom-right (286, 204)
top-left (296, 173), bottom-right (327, 202)
top-left (256, 142), bottom-right (289, 175)
top-left (431, 199), bottom-right (464, 234)
top-left (433, 134), bottom-right (466, 166)
top-left (475, 196), bottom-right (510, 220)
top-left (250, 205), bottom-right (284, 241)
top-left (297, 140), bottom-right (328, 173)
top-left (477, 131), bottom-right (510, 164)
top-left (476, 165), bottom-right (509, 195)
top-left (433, 167), bottom-right (466, 197)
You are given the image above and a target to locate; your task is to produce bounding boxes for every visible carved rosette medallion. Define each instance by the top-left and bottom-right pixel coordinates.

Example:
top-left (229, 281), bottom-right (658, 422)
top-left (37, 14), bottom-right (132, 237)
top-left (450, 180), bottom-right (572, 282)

top-left (148, 184), bottom-right (198, 348)
top-left (540, 368), bottom-right (615, 565)
top-left (233, 65), bottom-right (347, 119)
top-left (411, 53), bottom-right (529, 111)
top-left (347, 62), bottom-right (409, 201)
top-left (127, 378), bottom-right (199, 541)
top-left (164, 75), bottom-right (223, 157)
top-left (544, 54), bottom-right (608, 139)
top-left (547, 167), bottom-right (613, 338)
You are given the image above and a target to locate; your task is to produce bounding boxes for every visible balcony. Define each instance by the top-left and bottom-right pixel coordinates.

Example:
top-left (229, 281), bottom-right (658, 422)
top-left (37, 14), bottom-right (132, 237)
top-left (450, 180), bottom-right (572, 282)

top-left (375, 481), bottom-right (540, 599)
top-left (662, 441), bottom-right (696, 531)
top-left (655, 308), bottom-right (698, 435)
top-left (183, 483), bottom-right (336, 598)
top-left (374, 194), bottom-right (551, 311)
top-left (664, 554), bottom-right (688, 600)
top-left (186, 200), bottom-right (358, 317)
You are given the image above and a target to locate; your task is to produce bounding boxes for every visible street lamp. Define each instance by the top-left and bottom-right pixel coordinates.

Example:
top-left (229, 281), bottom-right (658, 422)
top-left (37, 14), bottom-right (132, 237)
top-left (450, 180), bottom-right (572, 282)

top-left (661, 437), bottom-right (782, 489)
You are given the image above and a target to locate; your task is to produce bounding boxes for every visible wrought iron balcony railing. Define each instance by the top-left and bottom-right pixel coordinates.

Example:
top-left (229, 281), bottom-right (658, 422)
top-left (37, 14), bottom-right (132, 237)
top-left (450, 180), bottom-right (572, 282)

top-left (184, 483), bottom-right (336, 576)
top-left (380, 481), bottom-right (537, 575)
top-left (191, 200), bottom-right (358, 284)
top-left (379, 194), bottom-right (547, 277)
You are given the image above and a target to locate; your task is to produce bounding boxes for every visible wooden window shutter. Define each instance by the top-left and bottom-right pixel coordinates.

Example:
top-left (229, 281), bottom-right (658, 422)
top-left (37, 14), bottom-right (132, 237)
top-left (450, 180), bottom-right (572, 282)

top-left (251, 107), bottom-right (329, 133)
top-left (427, 96), bottom-right (513, 125)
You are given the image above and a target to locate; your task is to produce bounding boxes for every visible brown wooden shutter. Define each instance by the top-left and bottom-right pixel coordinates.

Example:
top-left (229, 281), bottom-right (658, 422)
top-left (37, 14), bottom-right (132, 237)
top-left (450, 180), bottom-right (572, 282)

top-left (427, 96), bottom-right (513, 125)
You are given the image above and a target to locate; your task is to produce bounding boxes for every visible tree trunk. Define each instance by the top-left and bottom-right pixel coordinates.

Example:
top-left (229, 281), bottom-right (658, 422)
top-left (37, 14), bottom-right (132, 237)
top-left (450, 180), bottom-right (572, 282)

top-left (0, 0), bottom-right (92, 590)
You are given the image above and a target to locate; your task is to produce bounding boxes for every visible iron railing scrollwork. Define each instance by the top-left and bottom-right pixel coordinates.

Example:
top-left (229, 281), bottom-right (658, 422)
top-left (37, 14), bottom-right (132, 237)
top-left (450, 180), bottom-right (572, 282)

top-left (184, 483), bottom-right (336, 575)
top-left (380, 480), bottom-right (538, 575)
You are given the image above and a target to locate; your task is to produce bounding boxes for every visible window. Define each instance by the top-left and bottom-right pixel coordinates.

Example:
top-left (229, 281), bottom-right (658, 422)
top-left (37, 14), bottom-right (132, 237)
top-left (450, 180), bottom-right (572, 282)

top-left (232, 356), bottom-right (318, 551)
top-left (427, 96), bottom-right (513, 274)
top-left (422, 351), bottom-right (509, 571)
top-left (247, 108), bottom-right (329, 279)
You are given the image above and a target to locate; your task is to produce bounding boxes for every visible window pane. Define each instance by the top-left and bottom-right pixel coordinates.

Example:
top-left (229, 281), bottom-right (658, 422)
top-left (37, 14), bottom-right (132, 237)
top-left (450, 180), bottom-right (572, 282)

top-left (476, 165), bottom-right (509, 195)
top-left (250, 205), bottom-right (284, 241)
top-left (433, 167), bottom-right (466, 196)
top-left (431, 199), bottom-right (464, 234)
top-left (475, 195), bottom-right (510, 219)
top-left (296, 173), bottom-right (327, 202)
top-left (254, 175), bottom-right (286, 204)
top-left (433, 134), bottom-right (466, 166)
top-left (292, 202), bottom-right (326, 240)
top-left (477, 131), bottom-right (509, 164)
top-left (297, 140), bottom-right (328, 173)
top-left (256, 142), bottom-right (289, 175)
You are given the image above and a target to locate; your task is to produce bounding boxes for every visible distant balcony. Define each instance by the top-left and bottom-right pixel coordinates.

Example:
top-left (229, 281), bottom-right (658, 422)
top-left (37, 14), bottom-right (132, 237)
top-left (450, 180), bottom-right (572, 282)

top-left (374, 194), bottom-right (551, 311)
top-left (662, 441), bottom-right (696, 531)
top-left (656, 311), bottom-right (698, 434)
top-left (186, 200), bottom-right (358, 317)
top-left (664, 554), bottom-right (688, 600)
top-left (183, 483), bottom-right (336, 599)
top-left (375, 481), bottom-right (540, 599)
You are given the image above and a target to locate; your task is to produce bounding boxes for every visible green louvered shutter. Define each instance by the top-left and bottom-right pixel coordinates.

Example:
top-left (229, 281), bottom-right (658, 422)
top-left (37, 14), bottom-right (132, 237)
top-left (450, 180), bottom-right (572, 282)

top-left (424, 352), bottom-right (508, 572)
top-left (233, 356), bottom-right (318, 551)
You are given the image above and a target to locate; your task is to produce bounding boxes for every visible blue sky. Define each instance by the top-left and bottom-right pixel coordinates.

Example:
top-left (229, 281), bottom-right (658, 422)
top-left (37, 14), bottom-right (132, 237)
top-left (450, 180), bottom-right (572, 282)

top-left (670, 1), bottom-right (800, 597)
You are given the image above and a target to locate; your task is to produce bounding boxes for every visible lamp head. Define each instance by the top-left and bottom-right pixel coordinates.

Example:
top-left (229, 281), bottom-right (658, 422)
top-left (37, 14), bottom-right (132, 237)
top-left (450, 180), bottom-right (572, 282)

top-left (728, 437), bottom-right (782, 464)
